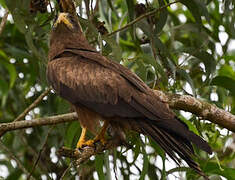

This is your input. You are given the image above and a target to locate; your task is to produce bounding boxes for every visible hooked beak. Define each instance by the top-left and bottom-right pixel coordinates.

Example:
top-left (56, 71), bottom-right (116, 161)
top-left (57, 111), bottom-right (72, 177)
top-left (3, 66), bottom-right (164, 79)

top-left (54, 12), bottom-right (73, 29)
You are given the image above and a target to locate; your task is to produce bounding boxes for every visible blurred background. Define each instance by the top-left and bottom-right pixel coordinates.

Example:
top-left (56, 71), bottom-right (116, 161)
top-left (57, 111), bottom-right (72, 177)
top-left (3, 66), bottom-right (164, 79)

top-left (0, 0), bottom-right (234, 179)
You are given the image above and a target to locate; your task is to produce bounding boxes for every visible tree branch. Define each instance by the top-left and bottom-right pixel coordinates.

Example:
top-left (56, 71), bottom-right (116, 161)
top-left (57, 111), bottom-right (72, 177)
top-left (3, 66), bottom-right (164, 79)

top-left (107, 0), bottom-right (180, 36)
top-left (0, 91), bottom-right (234, 135)
top-left (57, 138), bottom-right (121, 167)
top-left (14, 88), bottom-right (52, 122)
top-left (154, 90), bottom-right (235, 132)
top-left (0, 88), bottom-right (52, 137)
top-left (0, 113), bottom-right (77, 134)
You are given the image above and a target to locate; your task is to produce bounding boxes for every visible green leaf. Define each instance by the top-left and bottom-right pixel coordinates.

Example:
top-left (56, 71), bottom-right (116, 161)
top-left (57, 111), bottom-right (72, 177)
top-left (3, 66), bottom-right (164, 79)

top-left (0, 60), bottom-right (17, 88)
top-left (152, 36), bottom-right (176, 78)
top-left (4, 45), bottom-right (31, 59)
top-left (155, 0), bottom-right (168, 34)
top-left (0, 0), bottom-right (6, 8)
top-left (102, 36), bottom-right (122, 62)
top-left (140, 53), bottom-right (168, 86)
top-left (222, 55), bottom-right (235, 63)
top-left (6, 169), bottom-right (22, 180)
top-left (136, 20), bottom-right (152, 37)
top-left (95, 154), bottom-right (105, 180)
top-left (0, 78), bottom-right (9, 107)
top-left (125, 0), bottom-right (135, 39)
top-left (177, 69), bottom-right (196, 96)
top-left (194, 51), bottom-right (216, 78)
top-left (180, 0), bottom-right (202, 24)
top-left (180, 48), bottom-right (216, 80)
top-left (65, 122), bottom-right (80, 147)
top-left (125, 0), bottom-right (135, 22)
top-left (133, 140), bottom-right (141, 162)
top-left (211, 76), bottom-right (235, 96)
top-left (179, 116), bottom-right (200, 135)
top-left (25, 31), bottom-right (44, 60)
top-left (9, 8), bottom-right (27, 33)
top-left (136, 58), bottom-right (147, 82)
top-left (193, 0), bottom-right (210, 22)
top-left (119, 39), bottom-right (138, 52)
top-left (0, 52), bottom-right (17, 88)
top-left (218, 65), bottom-right (235, 80)
top-left (201, 161), bottom-right (235, 180)
top-left (149, 138), bottom-right (165, 159)
top-left (139, 148), bottom-right (149, 180)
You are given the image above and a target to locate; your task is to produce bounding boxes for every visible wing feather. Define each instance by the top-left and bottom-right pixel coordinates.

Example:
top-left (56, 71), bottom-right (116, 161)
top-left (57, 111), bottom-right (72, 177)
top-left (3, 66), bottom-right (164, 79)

top-left (54, 49), bottom-right (175, 120)
top-left (47, 56), bottom-right (143, 118)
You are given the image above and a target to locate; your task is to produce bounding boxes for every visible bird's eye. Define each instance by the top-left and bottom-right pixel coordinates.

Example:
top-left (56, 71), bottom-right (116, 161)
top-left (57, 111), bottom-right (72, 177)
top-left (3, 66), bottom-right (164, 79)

top-left (68, 14), bottom-right (75, 23)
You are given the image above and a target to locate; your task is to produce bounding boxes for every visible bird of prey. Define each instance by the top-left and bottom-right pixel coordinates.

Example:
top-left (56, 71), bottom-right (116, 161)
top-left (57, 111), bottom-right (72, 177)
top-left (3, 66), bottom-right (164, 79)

top-left (47, 0), bottom-right (212, 177)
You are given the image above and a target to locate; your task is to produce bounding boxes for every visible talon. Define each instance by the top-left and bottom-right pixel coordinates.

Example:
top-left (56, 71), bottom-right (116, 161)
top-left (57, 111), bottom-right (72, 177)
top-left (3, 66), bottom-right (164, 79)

top-left (84, 139), bottom-right (95, 147)
top-left (77, 139), bottom-right (95, 149)
top-left (76, 139), bottom-right (85, 149)
top-left (100, 138), bottom-right (107, 146)
top-left (76, 127), bottom-right (92, 149)
top-left (76, 121), bottom-right (109, 149)
top-left (93, 120), bottom-right (109, 146)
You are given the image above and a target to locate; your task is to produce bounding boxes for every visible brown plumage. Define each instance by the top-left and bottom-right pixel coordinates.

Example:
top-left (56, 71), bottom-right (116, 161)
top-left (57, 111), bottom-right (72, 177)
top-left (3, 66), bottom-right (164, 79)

top-left (47, 1), bottom-right (212, 177)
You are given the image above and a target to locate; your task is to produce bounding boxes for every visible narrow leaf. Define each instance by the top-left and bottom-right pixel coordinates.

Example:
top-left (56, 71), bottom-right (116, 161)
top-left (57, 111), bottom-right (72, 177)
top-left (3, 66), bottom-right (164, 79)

top-left (211, 76), bottom-right (235, 96)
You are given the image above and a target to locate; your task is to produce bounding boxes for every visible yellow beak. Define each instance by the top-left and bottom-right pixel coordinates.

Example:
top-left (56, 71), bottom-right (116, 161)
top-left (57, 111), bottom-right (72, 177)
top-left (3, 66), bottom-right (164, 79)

top-left (54, 13), bottom-right (73, 29)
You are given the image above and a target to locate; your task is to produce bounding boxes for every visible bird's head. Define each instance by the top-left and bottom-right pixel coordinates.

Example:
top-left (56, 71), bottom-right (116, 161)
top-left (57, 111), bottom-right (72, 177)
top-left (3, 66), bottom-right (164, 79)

top-left (52, 0), bottom-right (80, 32)
top-left (49, 0), bottom-right (95, 61)
top-left (53, 12), bottom-right (81, 33)
top-left (49, 13), bottom-right (95, 61)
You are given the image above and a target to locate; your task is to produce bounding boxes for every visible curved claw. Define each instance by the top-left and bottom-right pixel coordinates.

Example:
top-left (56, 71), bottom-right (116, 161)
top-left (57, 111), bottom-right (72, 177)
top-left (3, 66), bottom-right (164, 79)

top-left (76, 120), bottom-right (109, 149)
top-left (76, 139), bottom-right (95, 149)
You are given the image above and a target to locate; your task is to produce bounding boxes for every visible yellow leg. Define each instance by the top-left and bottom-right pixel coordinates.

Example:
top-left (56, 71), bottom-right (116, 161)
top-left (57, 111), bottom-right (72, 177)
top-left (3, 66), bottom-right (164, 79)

top-left (76, 127), bottom-right (86, 148)
top-left (76, 121), bottom-right (109, 149)
top-left (93, 120), bottom-right (109, 145)
top-left (76, 127), bottom-right (95, 149)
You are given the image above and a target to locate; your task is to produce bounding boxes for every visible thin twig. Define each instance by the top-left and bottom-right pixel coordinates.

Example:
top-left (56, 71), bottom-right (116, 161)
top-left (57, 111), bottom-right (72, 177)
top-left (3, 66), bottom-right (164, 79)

top-left (0, 88), bottom-right (52, 137)
top-left (0, 141), bottom-right (36, 180)
top-left (27, 126), bottom-right (54, 180)
top-left (60, 162), bottom-right (72, 179)
top-left (15, 88), bottom-right (52, 122)
top-left (0, 9), bottom-right (9, 35)
top-left (178, 39), bottom-right (209, 67)
top-left (107, 1), bottom-right (180, 37)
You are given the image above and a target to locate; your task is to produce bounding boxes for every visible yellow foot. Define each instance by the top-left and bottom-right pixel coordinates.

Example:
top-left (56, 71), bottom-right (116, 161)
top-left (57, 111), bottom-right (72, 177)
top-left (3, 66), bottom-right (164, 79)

top-left (76, 120), bottom-right (109, 150)
top-left (93, 136), bottom-right (107, 146)
top-left (92, 120), bottom-right (109, 146)
top-left (76, 139), bottom-right (95, 149)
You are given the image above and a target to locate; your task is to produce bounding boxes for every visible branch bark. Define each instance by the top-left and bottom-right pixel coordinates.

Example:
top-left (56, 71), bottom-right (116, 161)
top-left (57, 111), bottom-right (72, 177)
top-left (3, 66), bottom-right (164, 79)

top-left (0, 91), bottom-right (234, 135)
top-left (154, 90), bottom-right (235, 132)
top-left (57, 138), bottom-right (121, 167)
top-left (0, 113), bottom-right (77, 134)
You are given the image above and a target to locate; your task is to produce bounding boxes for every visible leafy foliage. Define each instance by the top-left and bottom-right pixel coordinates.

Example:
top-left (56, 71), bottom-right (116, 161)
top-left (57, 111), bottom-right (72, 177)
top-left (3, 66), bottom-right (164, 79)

top-left (0, 0), bottom-right (235, 179)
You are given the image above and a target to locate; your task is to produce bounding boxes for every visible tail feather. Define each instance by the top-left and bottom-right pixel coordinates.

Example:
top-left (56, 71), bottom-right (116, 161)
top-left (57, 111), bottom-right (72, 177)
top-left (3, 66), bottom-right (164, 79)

top-left (155, 118), bottom-right (212, 154)
top-left (141, 123), bottom-right (180, 164)
top-left (138, 119), bottom-right (210, 179)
